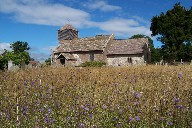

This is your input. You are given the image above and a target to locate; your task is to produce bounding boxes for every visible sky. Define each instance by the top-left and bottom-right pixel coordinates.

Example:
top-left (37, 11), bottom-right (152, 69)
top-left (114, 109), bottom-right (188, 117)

top-left (0, 0), bottom-right (191, 62)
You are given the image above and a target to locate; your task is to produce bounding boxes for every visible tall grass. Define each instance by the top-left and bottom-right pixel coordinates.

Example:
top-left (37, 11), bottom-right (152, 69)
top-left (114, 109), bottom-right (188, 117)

top-left (0, 66), bottom-right (191, 127)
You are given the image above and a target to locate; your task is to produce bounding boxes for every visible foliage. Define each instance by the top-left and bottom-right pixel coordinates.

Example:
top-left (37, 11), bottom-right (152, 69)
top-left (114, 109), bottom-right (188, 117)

top-left (0, 55), bottom-right (7, 70)
top-left (45, 58), bottom-right (51, 65)
top-left (0, 66), bottom-right (191, 127)
top-left (3, 51), bottom-right (30, 65)
top-left (79, 61), bottom-right (106, 67)
top-left (176, 41), bottom-right (192, 62)
top-left (11, 41), bottom-right (30, 53)
top-left (0, 41), bottom-right (31, 67)
top-left (150, 3), bottom-right (192, 62)
top-left (129, 34), bottom-right (161, 63)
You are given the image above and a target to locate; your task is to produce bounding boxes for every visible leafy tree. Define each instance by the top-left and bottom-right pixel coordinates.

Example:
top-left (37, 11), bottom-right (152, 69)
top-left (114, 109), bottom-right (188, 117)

top-left (9, 41), bottom-right (31, 65)
top-left (177, 41), bottom-right (192, 62)
top-left (11, 41), bottom-right (30, 53)
top-left (129, 34), bottom-right (161, 63)
top-left (150, 3), bottom-right (192, 62)
top-left (0, 55), bottom-right (7, 70)
top-left (45, 58), bottom-right (51, 65)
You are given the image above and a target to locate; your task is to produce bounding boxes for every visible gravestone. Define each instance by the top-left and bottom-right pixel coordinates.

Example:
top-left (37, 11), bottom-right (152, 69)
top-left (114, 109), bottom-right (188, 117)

top-left (21, 61), bottom-right (26, 70)
top-left (8, 60), bottom-right (13, 71)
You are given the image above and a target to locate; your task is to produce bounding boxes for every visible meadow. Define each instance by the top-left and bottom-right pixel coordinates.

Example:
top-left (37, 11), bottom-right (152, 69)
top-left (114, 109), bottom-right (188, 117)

top-left (0, 66), bottom-right (191, 127)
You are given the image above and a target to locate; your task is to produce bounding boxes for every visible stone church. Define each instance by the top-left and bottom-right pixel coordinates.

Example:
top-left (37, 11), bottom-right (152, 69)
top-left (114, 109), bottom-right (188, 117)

top-left (51, 24), bottom-right (151, 66)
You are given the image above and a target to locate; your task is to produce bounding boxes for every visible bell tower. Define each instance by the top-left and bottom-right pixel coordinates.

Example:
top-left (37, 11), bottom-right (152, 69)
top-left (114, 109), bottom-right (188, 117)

top-left (58, 24), bottom-right (78, 42)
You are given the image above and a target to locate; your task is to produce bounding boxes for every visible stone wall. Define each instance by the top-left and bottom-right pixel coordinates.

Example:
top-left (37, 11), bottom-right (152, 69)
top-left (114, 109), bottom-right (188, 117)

top-left (107, 54), bottom-right (145, 66)
top-left (74, 53), bottom-right (104, 65)
top-left (73, 51), bottom-right (104, 66)
top-left (53, 51), bottom-right (105, 66)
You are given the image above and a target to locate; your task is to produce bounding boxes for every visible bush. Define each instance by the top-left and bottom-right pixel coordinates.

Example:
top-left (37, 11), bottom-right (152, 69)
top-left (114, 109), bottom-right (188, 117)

top-left (79, 61), bottom-right (106, 67)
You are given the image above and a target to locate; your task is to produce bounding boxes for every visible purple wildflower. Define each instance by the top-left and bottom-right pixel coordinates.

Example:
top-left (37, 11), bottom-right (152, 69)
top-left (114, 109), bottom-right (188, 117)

top-left (135, 116), bottom-right (140, 121)
top-left (48, 109), bottom-right (52, 113)
top-left (0, 112), bottom-right (2, 117)
top-left (66, 116), bottom-right (70, 122)
top-left (160, 117), bottom-right (165, 121)
top-left (168, 121), bottom-right (173, 126)
top-left (89, 113), bottom-right (93, 118)
top-left (40, 108), bottom-right (44, 113)
top-left (119, 109), bottom-right (123, 114)
top-left (178, 73), bottom-right (182, 78)
top-left (174, 97), bottom-right (179, 103)
top-left (113, 116), bottom-right (117, 121)
top-left (22, 106), bottom-right (27, 116)
top-left (131, 79), bottom-right (135, 83)
top-left (134, 101), bottom-right (140, 105)
top-left (168, 112), bottom-right (172, 116)
top-left (103, 105), bottom-right (107, 109)
top-left (117, 122), bottom-right (122, 127)
top-left (176, 105), bottom-right (184, 109)
top-left (84, 107), bottom-right (89, 111)
top-left (31, 81), bottom-right (35, 85)
top-left (91, 106), bottom-right (95, 109)
top-left (44, 115), bottom-right (49, 124)
top-left (24, 81), bottom-right (27, 86)
top-left (129, 117), bottom-right (134, 122)
top-left (78, 123), bottom-right (85, 128)
top-left (134, 92), bottom-right (140, 99)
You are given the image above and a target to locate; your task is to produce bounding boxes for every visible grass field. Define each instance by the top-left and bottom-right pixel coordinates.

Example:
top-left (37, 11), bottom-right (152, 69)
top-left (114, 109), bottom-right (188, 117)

top-left (0, 66), bottom-right (191, 127)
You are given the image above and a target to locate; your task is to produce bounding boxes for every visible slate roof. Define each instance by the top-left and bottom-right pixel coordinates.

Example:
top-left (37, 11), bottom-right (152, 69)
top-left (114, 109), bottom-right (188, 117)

top-left (60, 24), bottom-right (77, 31)
top-left (29, 61), bottom-right (41, 66)
top-left (54, 35), bottom-right (111, 53)
top-left (56, 53), bottom-right (76, 60)
top-left (106, 38), bottom-right (148, 55)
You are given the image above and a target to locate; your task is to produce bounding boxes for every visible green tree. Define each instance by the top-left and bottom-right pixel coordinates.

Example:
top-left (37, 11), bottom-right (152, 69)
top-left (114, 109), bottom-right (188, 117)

top-left (177, 41), bottom-right (192, 62)
top-left (11, 41), bottom-right (30, 53)
top-left (150, 3), bottom-right (192, 62)
top-left (129, 34), bottom-right (161, 63)
top-left (45, 58), bottom-right (51, 65)
top-left (0, 55), bottom-right (7, 70)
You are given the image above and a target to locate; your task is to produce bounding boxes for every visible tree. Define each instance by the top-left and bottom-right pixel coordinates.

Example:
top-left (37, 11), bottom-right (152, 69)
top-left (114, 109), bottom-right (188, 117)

top-left (45, 58), bottom-right (51, 65)
top-left (150, 3), bottom-right (192, 62)
top-left (129, 34), bottom-right (161, 63)
top-left (11, 41), bottom-right (30, 53)
top-left (0, 55), bottom-right (7, 70)
top-left (177, 41), bottom-right (192, 62)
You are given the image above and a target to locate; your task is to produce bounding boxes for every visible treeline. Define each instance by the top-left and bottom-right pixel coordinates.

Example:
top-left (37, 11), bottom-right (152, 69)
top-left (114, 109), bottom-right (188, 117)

top-left (131, 3), bottom-right (192, 63)
top-left (150, 3), bottom-right (192, 63)
top-left (0, 41), bottom-right (31, 70)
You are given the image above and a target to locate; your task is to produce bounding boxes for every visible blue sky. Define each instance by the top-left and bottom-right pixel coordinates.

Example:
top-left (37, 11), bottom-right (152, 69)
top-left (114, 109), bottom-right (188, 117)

top-left (0, 0), bottom-right (191, 62)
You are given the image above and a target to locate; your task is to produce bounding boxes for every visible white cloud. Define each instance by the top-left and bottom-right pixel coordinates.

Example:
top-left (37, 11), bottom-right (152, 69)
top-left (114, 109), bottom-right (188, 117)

top-left (84, 0), bottom-right (121, 12)
top-left (0, 0), bottom-right (151, 37)
top-left (132, 16), bottom-right (150, 26)
top-left (0, 43), bottom-right (11, 51)
top-left (0, 0), bottom-right (90, 27)
top-left (88, 18), bottom-right (151, 37)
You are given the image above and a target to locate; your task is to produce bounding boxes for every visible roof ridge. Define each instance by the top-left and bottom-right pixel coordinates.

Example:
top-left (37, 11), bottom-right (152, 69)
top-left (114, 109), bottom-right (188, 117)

top-left (60, 24), bottom-right (77, 31)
